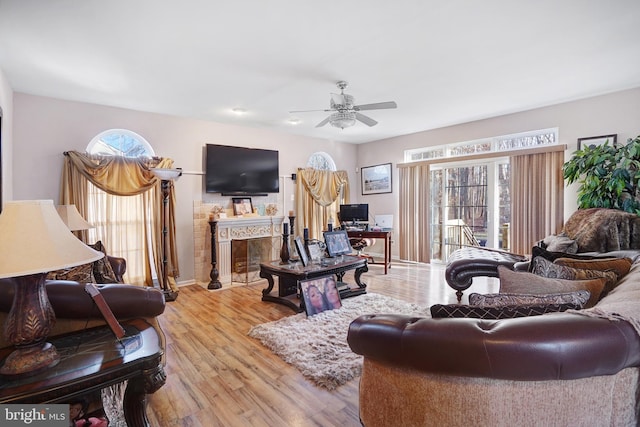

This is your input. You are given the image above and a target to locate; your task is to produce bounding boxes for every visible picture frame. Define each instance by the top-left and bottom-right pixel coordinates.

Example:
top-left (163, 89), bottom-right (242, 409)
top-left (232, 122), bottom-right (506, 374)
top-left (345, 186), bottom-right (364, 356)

top-left (299, 275), bottom-right (342, 316)
top-left (307, 240), bottom-right (326, 261)
top-left (232, 197), bottom-right (253, 216)
top-left (578, 134), bottom-right (617, 150)
top-left (361, 163), bottom-right (392, 195)
top-left (294, 236), bottom-right (309, 266)
top-left (323, 230), bottom-right (352, 257)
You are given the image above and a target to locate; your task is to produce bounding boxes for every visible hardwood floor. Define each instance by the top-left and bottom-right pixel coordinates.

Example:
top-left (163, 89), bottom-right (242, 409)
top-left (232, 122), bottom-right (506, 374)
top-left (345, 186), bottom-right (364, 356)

top-left (146, 261), bottom-right (499, 426)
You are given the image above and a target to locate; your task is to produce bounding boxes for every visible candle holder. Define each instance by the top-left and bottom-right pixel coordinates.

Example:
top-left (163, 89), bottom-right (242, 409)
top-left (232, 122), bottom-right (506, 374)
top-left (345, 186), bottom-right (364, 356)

top-left (280, 223), bottom-right (290, 264)
top-left (288, 215), bottom-right (298, 261)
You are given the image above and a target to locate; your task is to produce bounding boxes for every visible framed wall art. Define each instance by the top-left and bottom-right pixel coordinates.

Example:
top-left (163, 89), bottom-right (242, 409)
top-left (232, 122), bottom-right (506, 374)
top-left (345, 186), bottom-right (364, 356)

top-left (361, 163), bottom-right (392, 195)
top-left (578, 134), bottom-right (617, 150)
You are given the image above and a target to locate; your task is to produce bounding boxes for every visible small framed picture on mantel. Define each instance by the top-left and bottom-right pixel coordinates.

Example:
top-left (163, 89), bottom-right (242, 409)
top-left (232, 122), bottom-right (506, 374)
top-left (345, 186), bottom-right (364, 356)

top-left (232, 197), bottom-right (253, 216)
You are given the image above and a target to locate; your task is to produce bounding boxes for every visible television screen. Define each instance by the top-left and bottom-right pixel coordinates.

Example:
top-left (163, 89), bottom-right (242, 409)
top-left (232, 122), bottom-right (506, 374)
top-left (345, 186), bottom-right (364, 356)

top-left (206, 144), bottom-right (279, 195)
top-left (339, 204), bottom-right (369, 223)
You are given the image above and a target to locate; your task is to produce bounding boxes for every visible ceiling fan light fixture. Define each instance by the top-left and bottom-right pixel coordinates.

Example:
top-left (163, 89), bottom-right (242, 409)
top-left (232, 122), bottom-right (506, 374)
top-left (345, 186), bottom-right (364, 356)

top-left (330, 111), bottom-right (356, 129)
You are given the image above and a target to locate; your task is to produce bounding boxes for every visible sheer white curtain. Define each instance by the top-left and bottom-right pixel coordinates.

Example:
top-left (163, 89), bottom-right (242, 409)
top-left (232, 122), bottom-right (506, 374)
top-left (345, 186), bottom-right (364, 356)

top-left (86, 181), bottom-right (155, 285)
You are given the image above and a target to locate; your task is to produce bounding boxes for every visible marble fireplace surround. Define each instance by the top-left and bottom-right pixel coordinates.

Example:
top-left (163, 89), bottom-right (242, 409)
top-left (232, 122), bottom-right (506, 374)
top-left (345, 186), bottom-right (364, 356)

top-left (194, 202), bottom-right (284, 287)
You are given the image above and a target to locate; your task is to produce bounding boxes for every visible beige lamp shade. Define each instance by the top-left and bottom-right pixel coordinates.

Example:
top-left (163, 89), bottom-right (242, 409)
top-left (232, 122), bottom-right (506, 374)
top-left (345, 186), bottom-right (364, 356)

top-left (56, 204), bottom-right (94, 231)
top-left (0, 200), bottom-right (104, 278)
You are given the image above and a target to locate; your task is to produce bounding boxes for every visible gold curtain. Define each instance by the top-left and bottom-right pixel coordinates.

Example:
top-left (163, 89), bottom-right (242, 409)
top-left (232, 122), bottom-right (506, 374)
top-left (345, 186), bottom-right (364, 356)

top-left (295, 168), bottom-right (350, 240)
top-left (60, 151), bottom-right (178, 290)
top-left (398, 163), bottom-right (431, 262)
top-left (510, 150), bottom-right (564, 255)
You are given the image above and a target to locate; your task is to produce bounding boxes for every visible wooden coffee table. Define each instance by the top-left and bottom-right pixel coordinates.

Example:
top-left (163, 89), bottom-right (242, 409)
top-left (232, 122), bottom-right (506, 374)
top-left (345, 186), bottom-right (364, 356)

top-left (259, 255), bottom-right (368, 312)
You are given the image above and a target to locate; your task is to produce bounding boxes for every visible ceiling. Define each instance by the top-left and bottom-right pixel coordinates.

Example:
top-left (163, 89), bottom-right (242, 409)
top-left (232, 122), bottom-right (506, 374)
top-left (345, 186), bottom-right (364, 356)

top-left (1, 1), bottom-right (639, 144)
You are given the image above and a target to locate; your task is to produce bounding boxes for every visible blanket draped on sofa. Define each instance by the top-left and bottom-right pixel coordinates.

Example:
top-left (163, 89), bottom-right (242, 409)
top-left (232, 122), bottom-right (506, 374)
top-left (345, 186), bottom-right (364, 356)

top-left (562, 208), bottom-right (640, 253)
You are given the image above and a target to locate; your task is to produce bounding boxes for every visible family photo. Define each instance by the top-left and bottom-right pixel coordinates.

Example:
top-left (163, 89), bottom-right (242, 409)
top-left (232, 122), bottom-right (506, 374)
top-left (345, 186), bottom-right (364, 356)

top-left (300, 276), bottom-right (342, 316)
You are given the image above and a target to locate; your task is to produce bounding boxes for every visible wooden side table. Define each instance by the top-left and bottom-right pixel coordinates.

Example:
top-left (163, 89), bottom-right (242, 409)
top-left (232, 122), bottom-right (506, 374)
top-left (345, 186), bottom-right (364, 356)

top-left (347, 230), bottom-right (392, 274)
top-left (0, 318), bottom-right (165, 427)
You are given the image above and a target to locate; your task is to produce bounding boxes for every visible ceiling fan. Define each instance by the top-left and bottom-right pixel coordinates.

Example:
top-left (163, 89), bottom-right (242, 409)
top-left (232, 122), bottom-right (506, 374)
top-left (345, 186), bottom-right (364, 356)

top-left (290, 81), bottom-right (397, 129)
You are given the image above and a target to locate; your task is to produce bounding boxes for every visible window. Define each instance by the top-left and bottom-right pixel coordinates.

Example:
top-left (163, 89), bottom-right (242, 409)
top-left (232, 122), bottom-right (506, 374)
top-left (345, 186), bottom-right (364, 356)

top-left (87, 129), bottom-right (155, 157)
top-left (404, 128), bottom-right (558, 163)
top-left (307, 152), bottom-right (336, 171)
top-left (85, 129), bottom-right (156, 285)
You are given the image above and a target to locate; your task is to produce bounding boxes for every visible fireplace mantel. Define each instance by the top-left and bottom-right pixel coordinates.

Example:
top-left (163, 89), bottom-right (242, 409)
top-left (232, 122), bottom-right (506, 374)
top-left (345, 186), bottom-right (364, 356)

top-left (213, 216), bottom-right (285, 286)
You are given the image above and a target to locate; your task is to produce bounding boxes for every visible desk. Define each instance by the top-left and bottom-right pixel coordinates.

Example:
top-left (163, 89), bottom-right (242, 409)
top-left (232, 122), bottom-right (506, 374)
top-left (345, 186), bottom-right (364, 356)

top-left (347, 230), bottom-right (392, 274)
top-left (0, 318), bottom-right (165, 427)
top-left (259, 255), bottom-right (368, 312)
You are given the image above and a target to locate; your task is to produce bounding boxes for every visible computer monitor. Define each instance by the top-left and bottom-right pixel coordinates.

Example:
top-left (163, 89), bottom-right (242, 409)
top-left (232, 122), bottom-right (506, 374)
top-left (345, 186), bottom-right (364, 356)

top-left (339, 204), bottom-right (369, 223)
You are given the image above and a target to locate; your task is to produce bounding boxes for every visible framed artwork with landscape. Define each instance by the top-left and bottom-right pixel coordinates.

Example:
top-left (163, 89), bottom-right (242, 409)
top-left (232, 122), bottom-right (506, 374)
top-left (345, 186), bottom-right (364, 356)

top-left (578, 134), bottom-right (617, 150)
top-left (361, 163), bottom-right (392, 195)
top-left (299, 275), bottom-right (342, 316)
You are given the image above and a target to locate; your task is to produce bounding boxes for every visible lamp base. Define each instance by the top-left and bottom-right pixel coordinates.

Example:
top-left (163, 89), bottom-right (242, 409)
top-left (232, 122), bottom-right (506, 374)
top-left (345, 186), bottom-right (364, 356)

top-left (0, 341), bottom-right (59, 376)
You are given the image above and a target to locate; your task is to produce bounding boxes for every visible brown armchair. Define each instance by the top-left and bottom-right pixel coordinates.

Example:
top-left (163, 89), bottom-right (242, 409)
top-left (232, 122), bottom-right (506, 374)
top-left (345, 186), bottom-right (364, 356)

top-left (107, 255), bottom-right (126, 283)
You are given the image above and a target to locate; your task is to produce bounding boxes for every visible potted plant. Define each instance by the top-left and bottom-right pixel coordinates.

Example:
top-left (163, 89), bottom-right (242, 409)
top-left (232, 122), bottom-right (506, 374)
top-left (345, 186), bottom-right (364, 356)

top-left (563, 135), bottom-right (640, 214)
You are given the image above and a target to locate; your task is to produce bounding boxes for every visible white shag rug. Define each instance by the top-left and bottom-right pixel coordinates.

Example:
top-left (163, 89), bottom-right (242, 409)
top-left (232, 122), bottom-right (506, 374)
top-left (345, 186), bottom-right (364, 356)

top-left (248, 293), bottom-right (430, 390)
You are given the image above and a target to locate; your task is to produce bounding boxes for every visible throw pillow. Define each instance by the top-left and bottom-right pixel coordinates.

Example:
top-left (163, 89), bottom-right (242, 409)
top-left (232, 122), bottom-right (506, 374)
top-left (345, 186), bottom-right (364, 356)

top-left (89, 241), bottom-right (119, 283)
top-left (46, 262), bottom-right (95, 283)
top-left (530, 256), bottom-right (618, 296)
top-left (527, 246), bottom-right (599, 272)
top-left (497, 265), bottom-right (606, 308)
top-left (553, 257), bottom-right (632, 280)
top-left (430, 302), bottom-right (581, 319)
top-left (468, 290), bottom-right (590, 308)
top-left (542, 234), bottom-right (578, 253)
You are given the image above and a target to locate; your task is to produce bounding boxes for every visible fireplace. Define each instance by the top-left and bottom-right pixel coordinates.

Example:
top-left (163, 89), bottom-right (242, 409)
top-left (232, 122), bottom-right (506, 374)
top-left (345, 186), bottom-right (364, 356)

top-left (231, 237), bottom-right (272, 283)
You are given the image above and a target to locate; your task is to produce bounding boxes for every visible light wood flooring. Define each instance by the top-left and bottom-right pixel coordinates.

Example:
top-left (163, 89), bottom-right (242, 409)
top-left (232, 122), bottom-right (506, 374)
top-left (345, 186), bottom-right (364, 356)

top-left (146, 261), bottom-right (499, 426)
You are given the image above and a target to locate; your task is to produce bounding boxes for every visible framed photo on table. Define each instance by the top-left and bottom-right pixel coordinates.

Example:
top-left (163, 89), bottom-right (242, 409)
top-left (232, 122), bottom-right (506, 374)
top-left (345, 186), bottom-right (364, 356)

top-left (294, 236), bottom-right (309, 266)
top-left (299, 275), bottom-right (342, 316)
top-left (323, 230), bottom-right (352, 257)
top-left (578, 134), bottom-right (617, 150)
top-left (232, 197), bottom-right (253, 216)
top-left (361, 163), bottom-right (392, 195)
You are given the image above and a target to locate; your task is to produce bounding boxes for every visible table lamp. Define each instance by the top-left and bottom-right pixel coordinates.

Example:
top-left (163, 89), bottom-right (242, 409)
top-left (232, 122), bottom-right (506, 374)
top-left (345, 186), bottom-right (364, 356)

top-left (0, 200), bottom-right (103, 376)
top-left (56, 204), bottom-right (94, 231)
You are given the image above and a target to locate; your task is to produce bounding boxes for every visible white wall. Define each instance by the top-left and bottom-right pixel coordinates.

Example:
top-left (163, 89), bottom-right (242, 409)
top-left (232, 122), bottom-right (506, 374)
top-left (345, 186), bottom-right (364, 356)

top-left (12, 93), bottom-right (358, 284)
top-left (0, 68), bottom-right (13, 206)
top-left (355, 87), bottom-right (640, 257)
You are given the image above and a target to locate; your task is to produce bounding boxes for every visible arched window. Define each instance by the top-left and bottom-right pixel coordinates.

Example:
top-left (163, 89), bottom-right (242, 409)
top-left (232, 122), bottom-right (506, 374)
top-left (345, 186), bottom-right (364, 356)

top-left (83, 129), bottom-right (158, 286)
top-left (307, 152), bottom-right (336, 171)
top-left (87, 129), bottom-right (155, 158)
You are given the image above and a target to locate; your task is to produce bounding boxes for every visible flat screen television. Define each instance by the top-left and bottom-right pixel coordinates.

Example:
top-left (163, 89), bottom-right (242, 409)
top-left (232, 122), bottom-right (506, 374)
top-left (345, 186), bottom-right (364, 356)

top-left (339, 204), bottom-right (369, 223)
top-left (205, 144), bottom-right (279, 195)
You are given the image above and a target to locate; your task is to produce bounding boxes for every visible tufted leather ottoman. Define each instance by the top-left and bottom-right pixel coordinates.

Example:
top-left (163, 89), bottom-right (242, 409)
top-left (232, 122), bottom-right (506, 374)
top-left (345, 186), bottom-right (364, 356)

top-left (445, 247), bottom-right (527, 302)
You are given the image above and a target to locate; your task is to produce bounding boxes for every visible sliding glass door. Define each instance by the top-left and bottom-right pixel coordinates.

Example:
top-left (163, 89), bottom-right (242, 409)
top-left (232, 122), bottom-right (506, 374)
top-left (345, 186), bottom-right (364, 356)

top-left (431, 159), bottom-right (510, 262)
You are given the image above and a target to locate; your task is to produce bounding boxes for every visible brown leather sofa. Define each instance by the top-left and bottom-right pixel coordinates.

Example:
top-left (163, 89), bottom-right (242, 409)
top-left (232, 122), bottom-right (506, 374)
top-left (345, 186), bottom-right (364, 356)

top-left (0, 278), bottom-right (165, 349)
top-left (348, 259), bottom-right (640, 426)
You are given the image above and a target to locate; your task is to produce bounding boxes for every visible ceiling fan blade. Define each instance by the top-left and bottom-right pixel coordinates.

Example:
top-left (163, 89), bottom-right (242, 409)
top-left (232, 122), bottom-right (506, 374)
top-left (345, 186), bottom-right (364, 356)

top-left (355, 112), bottom-right (378, 127)
top-left (315, 116), bottom-right (332, 128)
top-left (289, 108), bottom-right (332, 113)
top-left (354, 101), bottom-right (397, 111)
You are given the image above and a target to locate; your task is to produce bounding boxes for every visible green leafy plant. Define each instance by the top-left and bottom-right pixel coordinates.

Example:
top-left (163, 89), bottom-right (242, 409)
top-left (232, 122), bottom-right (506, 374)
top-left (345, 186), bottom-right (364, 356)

top-left (563, 135), bottom-right (640, 214)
